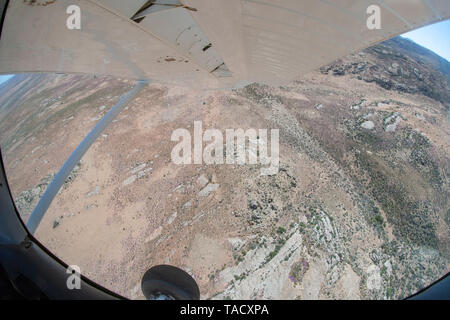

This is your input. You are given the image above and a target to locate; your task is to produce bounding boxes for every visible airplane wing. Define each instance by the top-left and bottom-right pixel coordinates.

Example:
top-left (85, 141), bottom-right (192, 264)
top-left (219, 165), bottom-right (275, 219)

top-left (0, 0), bottom-right (448, 88)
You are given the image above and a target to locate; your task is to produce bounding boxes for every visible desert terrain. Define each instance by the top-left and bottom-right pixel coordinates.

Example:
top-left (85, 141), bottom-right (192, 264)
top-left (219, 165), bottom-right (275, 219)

top-left (0, 37), bottom-right (448, 299)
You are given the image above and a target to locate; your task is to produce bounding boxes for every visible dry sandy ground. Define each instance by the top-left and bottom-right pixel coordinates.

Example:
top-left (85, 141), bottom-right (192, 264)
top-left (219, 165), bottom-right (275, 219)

top-left (1, 68), bottom-right (448, 300)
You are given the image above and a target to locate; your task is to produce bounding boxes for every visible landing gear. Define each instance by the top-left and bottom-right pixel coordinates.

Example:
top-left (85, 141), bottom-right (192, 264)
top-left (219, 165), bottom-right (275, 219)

top-left (141, 265), bottom-right (200, 300)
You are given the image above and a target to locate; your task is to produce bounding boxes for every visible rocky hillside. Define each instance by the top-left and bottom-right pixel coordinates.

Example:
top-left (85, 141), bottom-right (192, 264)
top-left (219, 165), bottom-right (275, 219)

top-left (321, 37), bottom-right (450, 105)
top-left (0, 36), bottom-right (448, 300)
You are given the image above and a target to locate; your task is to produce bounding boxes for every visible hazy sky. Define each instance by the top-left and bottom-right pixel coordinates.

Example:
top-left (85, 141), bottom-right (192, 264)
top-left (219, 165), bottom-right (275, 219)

top-left (402, 19), bottom-right (450, 62)
top-left (0, 19), bottom-right (448, 86)
top-left (0, 74), bottom-right (14, 86)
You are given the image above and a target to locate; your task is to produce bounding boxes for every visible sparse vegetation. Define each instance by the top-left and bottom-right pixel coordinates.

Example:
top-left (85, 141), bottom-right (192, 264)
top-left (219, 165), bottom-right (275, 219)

top-left (1, 34), bottom-right (448, 301)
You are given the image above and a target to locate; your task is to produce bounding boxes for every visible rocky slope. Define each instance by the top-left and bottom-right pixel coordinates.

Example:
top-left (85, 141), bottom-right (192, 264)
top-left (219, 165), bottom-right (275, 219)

top-left (321, 37), bottom-right (450, 105)
top-left (0, 36), bottom-right (448, 300)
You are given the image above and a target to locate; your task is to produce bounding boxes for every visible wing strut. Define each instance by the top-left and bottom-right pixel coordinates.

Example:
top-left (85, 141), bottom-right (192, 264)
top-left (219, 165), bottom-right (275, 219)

top-left (26, 80), bottom-right (149, 234)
